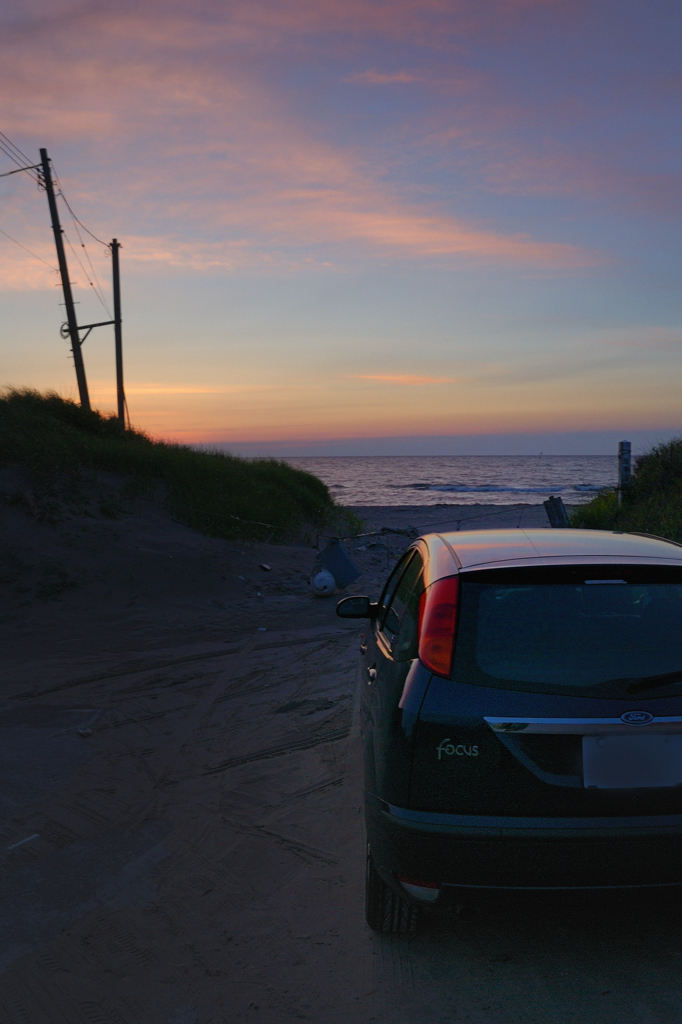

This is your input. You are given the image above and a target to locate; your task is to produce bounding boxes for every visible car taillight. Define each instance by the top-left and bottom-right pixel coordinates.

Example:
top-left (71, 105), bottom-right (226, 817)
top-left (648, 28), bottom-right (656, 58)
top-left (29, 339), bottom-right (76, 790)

top-left (418, 576), bottom-right (459, 677)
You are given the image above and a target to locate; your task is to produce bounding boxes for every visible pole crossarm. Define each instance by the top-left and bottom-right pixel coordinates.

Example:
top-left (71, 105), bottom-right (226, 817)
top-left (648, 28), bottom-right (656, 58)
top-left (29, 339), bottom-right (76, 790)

top-left (78, 319), bottom-right (116, 330)
top-left (60, 318), bottom-right (116, 346)
top-left (0, 164), bottom-right (41, 178)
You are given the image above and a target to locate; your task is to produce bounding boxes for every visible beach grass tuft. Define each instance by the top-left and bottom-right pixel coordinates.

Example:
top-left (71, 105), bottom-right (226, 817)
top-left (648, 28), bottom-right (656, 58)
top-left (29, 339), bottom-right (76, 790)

top-left (0, 388), bottom-right (358, 541)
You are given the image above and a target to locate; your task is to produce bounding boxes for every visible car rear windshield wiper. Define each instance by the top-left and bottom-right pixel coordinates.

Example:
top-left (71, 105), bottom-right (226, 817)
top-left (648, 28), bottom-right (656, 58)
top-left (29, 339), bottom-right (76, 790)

top-left (621, 670), bottom-right (682, 695)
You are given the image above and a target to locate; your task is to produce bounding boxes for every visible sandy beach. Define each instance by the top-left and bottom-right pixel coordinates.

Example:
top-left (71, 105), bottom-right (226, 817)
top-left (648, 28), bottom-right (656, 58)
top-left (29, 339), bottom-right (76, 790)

top-left (348, 501), bottom-right (559, 534)
top-left (2, 497), bottom-right (679, 1024)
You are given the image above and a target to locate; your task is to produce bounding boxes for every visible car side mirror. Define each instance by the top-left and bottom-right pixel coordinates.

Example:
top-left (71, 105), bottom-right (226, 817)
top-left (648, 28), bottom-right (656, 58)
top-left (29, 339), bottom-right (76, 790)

top-left (336, 596), bottom-right (377, 619)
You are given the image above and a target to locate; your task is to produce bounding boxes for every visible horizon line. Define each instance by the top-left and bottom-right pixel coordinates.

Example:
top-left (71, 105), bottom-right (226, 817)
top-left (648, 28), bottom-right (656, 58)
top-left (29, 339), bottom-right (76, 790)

top-left (185, 427), bottom-right (682, 459)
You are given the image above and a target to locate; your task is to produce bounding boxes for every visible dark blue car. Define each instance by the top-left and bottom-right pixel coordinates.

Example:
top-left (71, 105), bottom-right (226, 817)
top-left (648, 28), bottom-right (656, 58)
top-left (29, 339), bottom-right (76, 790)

top-left (337, 529), bottom-right (682, 932)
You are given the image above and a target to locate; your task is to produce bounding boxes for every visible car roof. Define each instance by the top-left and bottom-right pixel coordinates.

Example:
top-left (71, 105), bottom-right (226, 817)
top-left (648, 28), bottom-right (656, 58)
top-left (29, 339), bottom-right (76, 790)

top-left (421, 528), bottom-right (682, 582)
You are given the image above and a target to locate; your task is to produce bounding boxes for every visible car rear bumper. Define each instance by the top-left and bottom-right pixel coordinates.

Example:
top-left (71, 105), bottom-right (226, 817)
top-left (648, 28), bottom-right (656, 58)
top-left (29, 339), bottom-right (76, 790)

top-left (367, 796), bottom-right (682, 890)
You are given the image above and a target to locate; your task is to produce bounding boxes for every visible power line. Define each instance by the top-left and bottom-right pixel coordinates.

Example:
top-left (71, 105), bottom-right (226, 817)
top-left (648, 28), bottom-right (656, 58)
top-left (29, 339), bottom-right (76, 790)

top-left (0, 163), bottom-right (40, 179)
top-left (0, 139), bottom-right (111, 308)
top-left (62, 226), bottom-right (96, 289)
top-left (61, 207), bottom-right (112, 317)
top-left (56, 187), bottom-right (109, 248)
top-left (0, 139), bottom-right (31, 169)
top-left (62, 225), bottom-right (112, 318)
top-left (0, 137), bottom-right (108, 258)
top-left (49, 165), bottom-right (114, 315)
top-left (0, 131), bottom-right (33, 165)
top-left (45, 161), bottom-right (113, 317)
top-left (0, 226), bottom-right (58, 270)
top-left (0, 143), bottom-right (38, 180)
top-left (62, 200), bottom-right (112, 317)
top-left (0, 132), bottom-right (40, 183)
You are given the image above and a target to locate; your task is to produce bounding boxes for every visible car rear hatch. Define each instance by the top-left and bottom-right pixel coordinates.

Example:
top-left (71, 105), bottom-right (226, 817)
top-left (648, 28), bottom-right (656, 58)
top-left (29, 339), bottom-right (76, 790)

top-left (410, 563), bottom-right (682, 818)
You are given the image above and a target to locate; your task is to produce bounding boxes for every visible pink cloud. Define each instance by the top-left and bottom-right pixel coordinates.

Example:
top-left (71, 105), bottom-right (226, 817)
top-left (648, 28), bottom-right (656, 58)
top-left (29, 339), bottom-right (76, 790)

top-left (0, 235), bottom-right (60, 292)
top-left (346, 71), bottom-right (423, 85)
top-left (0, 0), bottom-right (646, 290)
top-left (3, 0), bottom-right (528, 57)
top-left (1, 43), bottom-right (602, 276)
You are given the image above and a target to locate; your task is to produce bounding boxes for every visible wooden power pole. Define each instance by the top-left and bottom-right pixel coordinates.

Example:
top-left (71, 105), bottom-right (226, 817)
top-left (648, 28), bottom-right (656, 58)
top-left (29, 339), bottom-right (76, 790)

top-left (39, 148), bottom-right (91, 410)
top-left (618, 440), bottom-right (632, 505)
top-left (110, 239), bottom-right (125, 424)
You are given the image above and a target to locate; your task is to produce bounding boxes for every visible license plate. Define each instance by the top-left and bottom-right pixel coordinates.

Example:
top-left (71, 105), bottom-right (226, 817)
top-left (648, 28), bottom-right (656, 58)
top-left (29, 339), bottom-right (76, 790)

top-left (582, 734), bottom-right (682, 789)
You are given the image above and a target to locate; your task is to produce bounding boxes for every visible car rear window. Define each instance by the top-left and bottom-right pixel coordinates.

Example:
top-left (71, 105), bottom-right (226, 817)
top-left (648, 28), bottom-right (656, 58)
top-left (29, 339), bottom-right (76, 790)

top-left (453, 566), bottom-right (682, 696)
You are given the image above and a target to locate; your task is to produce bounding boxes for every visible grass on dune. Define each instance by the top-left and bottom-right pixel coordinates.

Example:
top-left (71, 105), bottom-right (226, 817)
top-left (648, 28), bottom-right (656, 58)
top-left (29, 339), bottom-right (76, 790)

top-left (0, 388), bottom-right (358, 542)
top-left (570, 438), bottom-right (682, 542)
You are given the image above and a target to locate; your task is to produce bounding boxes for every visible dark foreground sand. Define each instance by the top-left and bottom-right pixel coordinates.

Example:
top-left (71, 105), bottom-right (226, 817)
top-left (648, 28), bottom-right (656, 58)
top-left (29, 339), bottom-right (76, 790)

top-left (1, 497), bottom-right (680, 1024)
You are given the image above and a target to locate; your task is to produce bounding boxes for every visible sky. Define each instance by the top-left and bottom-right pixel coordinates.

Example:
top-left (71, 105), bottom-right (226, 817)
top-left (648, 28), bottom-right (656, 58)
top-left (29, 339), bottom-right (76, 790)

top-left (1, 0), bottom-right (681, 455)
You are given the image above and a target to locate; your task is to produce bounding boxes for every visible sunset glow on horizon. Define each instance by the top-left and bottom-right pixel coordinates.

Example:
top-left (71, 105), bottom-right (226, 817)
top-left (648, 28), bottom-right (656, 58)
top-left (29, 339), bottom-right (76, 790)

top-left (2, 0), bottom-right (681, 455)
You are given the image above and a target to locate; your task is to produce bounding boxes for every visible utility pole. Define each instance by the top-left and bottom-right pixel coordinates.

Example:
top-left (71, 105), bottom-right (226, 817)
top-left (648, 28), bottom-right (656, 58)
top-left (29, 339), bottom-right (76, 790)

top-left (39, 148), bottom-right (90, 410)
top-left (110, 239), bottom-right (125, 425)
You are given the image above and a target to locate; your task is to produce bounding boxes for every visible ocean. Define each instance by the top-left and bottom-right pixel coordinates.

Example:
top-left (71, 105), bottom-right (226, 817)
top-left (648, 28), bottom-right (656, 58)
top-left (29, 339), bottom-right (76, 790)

top-left (284, 455), bottom-right (615, 506)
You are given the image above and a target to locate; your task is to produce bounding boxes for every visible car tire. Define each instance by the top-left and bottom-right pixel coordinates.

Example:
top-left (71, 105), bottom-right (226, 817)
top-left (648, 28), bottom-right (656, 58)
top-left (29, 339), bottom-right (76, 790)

top-left (365, 845), bottom-right (419, 934)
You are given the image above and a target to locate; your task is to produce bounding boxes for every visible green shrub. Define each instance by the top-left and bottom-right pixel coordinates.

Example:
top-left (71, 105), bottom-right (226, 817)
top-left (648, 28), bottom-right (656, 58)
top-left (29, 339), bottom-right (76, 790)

top-left (0, 388), bottom-right (356, 541)
top-left (628, 440), bottom-right (682, 501)
top-left (569, 489), bottom-right (620, 531)
top-left (570, 438), bottom-right (682, 542)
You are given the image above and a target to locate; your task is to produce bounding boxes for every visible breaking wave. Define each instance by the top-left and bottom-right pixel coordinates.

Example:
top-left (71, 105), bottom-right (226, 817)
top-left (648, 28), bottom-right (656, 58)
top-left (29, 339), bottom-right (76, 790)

top-left (396, 483), bottom-right (604, 494)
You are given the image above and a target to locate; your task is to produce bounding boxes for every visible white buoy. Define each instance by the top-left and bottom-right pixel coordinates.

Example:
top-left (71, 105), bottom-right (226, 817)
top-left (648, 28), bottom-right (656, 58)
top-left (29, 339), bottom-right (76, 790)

top-left (311, 569), bottom-right (336, 596)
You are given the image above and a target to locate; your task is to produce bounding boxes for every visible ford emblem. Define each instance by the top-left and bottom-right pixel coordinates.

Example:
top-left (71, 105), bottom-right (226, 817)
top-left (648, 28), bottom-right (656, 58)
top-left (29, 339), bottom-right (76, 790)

top-left (621, 710), bottom-right (654, 725)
